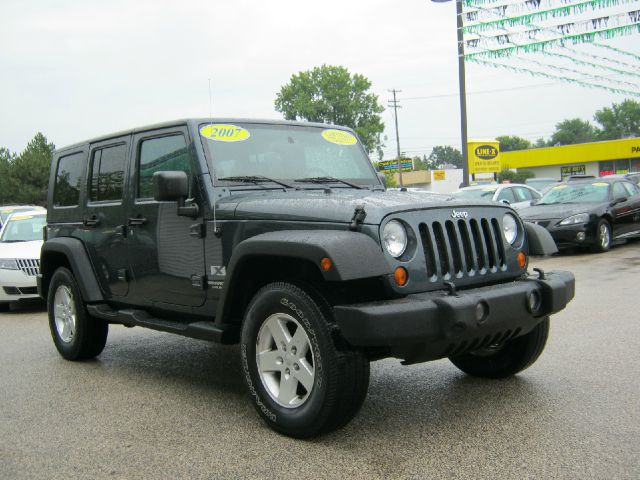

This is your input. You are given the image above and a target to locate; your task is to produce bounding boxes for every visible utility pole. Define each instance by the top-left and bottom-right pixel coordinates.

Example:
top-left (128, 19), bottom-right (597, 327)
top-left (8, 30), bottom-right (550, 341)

top-left (388, 89), bottom-right (403, 187)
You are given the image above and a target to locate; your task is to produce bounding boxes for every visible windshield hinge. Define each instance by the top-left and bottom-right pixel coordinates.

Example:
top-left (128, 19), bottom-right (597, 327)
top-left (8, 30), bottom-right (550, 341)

top-left (349, 205), bottom-right (367, 231)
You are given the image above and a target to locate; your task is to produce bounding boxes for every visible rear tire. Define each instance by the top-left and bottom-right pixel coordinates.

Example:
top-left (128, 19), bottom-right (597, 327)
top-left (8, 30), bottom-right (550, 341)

top-left (449, 318), bottom-right (550, 378)
top-left (240, 282), bottom-right (369, 438)
top-left (48, 267), bottom-right (108, 360)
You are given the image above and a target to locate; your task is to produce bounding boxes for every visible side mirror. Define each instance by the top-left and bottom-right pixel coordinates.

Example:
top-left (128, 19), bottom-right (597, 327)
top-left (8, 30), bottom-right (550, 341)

top-left (529, 199), bottom-right (538, 206)
top-left (500, 199), bottom-right (511, 205)
top-left (377, 172), bottom-right (387, 188)
top-left (611, 196), bottom-right (628, 206)
top-left (153, 171), bottom-right (188, 201)
top-left (152, 171), bottom-right (199, 218)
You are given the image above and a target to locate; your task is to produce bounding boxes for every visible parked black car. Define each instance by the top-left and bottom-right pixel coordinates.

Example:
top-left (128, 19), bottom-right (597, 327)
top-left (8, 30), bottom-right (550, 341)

top-left (520, 178), bottom-right (640, 252)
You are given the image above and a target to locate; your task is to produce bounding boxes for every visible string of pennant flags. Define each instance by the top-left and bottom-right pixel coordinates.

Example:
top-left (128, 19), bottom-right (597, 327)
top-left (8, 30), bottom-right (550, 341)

top-left (459, 0), bottom-right (640, 96)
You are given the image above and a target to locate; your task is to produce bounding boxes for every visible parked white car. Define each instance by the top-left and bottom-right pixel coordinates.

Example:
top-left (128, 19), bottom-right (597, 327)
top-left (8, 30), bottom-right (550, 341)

top-left (453, 183), bottom-right (542, 210)
top-left (0, 210), bottom-right (46, 310)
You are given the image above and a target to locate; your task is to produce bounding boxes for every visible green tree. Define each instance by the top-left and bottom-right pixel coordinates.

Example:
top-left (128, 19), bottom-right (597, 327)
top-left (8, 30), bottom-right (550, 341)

top-left (428, 145), bottom-right (462, 169)
top-left (8, 132), bottom-right (55, 205)
top-left (549, 118), bottom-right (597, 146)
top-left (495, 135), bottom-right (532, 152)
top-left (275, 65), bottom-right (385, 154)
top-left (534, 137), bottom-right (548, 148)
top-left (0, 148), bottom-right (17, 204)
top-left (594, 99), bottom-right (640, 140)
top-left (497, 169), bottom-right (535, 184)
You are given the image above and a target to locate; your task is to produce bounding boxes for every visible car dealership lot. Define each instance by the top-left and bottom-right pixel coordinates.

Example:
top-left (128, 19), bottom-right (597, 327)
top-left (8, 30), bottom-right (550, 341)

top-left (1, 242), bottom-right (639, 480)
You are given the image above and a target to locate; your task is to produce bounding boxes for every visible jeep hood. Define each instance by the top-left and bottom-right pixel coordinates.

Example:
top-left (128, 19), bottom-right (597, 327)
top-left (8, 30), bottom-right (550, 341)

top-left (225, 190), bottom-right (501, 225)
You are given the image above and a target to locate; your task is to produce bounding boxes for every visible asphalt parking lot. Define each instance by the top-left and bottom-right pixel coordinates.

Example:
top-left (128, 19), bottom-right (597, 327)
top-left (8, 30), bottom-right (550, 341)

top-left (1, 241), bottom-right (639, 480)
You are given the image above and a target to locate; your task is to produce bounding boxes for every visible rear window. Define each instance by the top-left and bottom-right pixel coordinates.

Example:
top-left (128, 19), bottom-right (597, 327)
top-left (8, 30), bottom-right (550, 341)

top-left (53, 152), bottom-right (85, 207)
top-left (89, 144), bottom-right (127, 202)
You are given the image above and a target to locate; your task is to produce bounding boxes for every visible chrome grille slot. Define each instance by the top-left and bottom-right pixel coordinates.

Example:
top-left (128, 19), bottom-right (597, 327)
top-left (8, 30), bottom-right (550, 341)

top-left (16, 259), bottom-right (40, 276)
top-left (419, 223), bottom-right (437, 278)
top-left (445, 220), bottom-right (462, 275)
top-left (432, 222), bottom-right (450, 277)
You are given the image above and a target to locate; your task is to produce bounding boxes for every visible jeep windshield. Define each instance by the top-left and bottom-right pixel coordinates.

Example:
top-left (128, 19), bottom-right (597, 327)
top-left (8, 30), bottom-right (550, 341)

top-left (199, 122), bottom-right (381, 188)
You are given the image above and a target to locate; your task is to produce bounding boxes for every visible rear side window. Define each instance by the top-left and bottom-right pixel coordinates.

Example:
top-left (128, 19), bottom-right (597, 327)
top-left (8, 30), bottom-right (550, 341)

top-left (89, 144), bottom-right (127, 202)
top-left (497, 187), bottom-right (516, 203)
top-left (138, 134), bottom-right (190, 199)
top-left (53, 152), bottom-right (85, 207)
top-left (622, 181), bottom-right (639, 196)
top-left (612, 182), bottom-right (628, 200)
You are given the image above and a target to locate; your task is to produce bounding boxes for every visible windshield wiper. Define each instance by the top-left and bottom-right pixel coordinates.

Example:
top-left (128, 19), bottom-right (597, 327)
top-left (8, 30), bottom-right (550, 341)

top-left (294, 176), bottom-right (363, 189)
top-left (217, 176), bottom-right (293, 189)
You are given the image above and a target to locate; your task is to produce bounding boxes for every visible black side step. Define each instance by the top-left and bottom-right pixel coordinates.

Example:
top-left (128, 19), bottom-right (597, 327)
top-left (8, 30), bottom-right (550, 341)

top-left (87, 304), bottom-right (239, 344)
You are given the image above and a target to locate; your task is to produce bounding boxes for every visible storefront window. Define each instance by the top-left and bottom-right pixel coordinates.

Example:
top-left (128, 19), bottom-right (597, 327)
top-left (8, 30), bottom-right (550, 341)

top-left (630, 158), bottom-right (640, 173)
top-left (599, 160), bottom-right (614, 177)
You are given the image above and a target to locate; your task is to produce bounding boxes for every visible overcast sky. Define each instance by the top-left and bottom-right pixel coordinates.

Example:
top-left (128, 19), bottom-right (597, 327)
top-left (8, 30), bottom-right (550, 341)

top-left (1, 0), bottom-right (639, 159)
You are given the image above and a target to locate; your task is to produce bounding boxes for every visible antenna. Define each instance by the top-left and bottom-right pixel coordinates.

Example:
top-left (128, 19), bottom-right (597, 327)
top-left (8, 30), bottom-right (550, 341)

top-left (208, 78), bottom-right (219, 236)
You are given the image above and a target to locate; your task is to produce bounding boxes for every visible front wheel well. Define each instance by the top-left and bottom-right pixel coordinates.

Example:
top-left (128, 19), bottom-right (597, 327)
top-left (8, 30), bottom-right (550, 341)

top-left (223, 256), bottom-right (325, 327)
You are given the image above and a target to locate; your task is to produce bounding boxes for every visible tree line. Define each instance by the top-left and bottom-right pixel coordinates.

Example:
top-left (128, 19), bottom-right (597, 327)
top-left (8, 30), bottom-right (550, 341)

top-left (496, 99), bottom-right (640, 152)
top-left (0, 133), bottom-right (54, 206)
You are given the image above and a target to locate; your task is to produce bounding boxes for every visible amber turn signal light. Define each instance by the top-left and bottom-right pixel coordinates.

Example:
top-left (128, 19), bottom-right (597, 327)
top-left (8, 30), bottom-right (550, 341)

top-left (394, 267), bottom-right (408, 286)
top-left (517, 252), bottom-right (526, 269)
top-left (320, 257), bottom-right (332, 271)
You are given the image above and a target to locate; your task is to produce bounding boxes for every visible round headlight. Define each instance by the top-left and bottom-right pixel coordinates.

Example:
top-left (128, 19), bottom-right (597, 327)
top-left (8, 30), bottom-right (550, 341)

top-left (382, 220), bottom-right (407, 258)
top-left (502, 213), bottom-right (519, 245)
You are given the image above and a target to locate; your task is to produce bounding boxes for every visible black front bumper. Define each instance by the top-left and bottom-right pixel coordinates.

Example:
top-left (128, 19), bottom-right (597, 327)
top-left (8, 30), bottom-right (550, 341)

top-left (333, 270), bottom-right (574, 364)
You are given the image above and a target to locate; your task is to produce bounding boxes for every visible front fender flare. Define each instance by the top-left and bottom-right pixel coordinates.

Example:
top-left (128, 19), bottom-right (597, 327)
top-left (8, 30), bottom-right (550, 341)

top-left (215, 230), bottom-right (389, 321)
top-left (524, 222), bottom-right (558, 256)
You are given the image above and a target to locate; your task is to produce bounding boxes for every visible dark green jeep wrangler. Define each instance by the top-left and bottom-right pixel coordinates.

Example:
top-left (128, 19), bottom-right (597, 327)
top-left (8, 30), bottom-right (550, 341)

top-left (39, 119), bottom-right (574, 437)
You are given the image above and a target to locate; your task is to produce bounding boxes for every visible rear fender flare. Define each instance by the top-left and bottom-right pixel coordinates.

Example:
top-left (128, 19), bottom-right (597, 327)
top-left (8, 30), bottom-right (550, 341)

top-left (40, 237), bottom-right (104, 302)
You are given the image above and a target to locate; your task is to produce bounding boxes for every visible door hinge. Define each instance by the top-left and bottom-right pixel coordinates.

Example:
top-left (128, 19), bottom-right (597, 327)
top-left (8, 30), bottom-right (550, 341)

top-left (191, 275), bottom-right (207, 290)
top-left (189, 223), bottom-right (205, 238)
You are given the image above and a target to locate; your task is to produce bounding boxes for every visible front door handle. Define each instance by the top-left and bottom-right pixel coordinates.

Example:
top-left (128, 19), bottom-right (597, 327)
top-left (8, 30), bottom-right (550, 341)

top-left (83, 215), bottom-right (100, 227)
top-left (128, 216), bottom-right (148, 226)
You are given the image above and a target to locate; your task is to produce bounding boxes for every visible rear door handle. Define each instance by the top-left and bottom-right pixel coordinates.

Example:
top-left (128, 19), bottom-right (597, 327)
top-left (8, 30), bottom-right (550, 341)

top-left (83, 215), bottom-right (100, 227)
top-left (128, 216), bottom-right (148, 226)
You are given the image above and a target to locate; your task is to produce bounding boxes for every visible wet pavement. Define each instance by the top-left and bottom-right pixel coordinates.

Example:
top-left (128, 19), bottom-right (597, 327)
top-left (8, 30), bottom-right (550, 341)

top-left (1, 241), bottom-right (639, 479)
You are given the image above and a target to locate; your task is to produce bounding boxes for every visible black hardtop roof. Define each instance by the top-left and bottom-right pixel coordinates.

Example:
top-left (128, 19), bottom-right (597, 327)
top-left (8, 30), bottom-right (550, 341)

top-left (54, 118), bottom-right (349, 155)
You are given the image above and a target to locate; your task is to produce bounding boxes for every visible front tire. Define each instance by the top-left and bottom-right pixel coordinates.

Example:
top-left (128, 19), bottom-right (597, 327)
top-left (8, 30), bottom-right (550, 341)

top-left (241, 282), bottom-right (369, 438)
top-left (48, 267), bottom-right (108, 360)
top-left (449, 318), bottom-right (550, 378)
top-left (591, 219), bottom-right (611, 253)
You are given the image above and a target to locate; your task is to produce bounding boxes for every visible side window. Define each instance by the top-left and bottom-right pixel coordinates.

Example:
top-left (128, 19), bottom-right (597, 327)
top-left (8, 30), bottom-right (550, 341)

top-left (53, 152), bottom-right (85, 207)
top-left (612, 182), bottom-right (628, 200)
top-left (622, 181), bottom-right (639, 196)
top-left (89, 144), bottom-right (127, 202)
top-left (497, 187), bottom-right (516, 203)
top-left (138, 135), bottom-right (190, 199)
top-left (514, 187), bottom-right (532, 201)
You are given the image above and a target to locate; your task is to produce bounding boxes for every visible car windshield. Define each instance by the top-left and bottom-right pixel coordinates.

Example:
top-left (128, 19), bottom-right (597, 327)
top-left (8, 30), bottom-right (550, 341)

top-left (1, 207), bottom-right (33, 224)
top-left (0, 214), bottom-right (46, 242)
top-left (453, 187), bottom-right (496, 199)
top-left (538, 183), bottom-right (610, 205)
top-left (200, 123), bottom-right (380, 187)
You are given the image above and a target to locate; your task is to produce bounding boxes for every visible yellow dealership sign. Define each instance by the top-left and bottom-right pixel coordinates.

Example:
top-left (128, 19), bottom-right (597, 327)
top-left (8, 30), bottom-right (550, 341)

top-left (468, 140), bottom-right (501, 174)
top-left (433, 170), bottom-right (446, 181)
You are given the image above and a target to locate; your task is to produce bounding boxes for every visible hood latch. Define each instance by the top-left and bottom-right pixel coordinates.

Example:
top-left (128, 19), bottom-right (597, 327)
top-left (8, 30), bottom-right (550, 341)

top-left (349, 204), bottom-right (367, 231)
